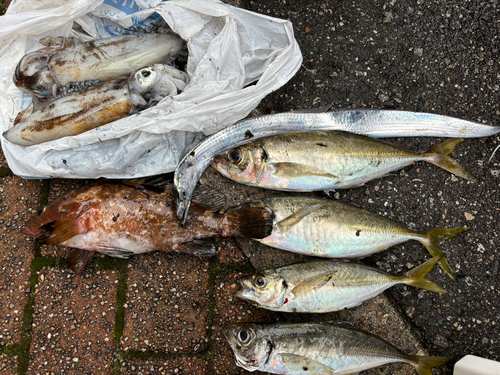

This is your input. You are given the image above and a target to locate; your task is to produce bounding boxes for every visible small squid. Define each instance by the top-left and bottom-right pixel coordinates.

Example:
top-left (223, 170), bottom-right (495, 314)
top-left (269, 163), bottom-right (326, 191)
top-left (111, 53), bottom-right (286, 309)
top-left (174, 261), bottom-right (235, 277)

top-left (4, 64), bottom-right (189, 146)
top-left (14, 33), bottom-right (185, 102)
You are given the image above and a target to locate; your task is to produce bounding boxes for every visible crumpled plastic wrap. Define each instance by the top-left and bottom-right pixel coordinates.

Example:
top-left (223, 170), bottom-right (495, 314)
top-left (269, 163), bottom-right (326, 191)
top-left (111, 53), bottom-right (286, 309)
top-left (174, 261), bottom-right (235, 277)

top-left (0, 0), bottom-right (302, 178)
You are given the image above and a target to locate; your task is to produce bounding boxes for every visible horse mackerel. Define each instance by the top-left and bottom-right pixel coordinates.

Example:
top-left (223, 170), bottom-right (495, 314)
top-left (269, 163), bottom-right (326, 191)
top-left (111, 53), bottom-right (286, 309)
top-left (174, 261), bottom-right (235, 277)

top-left (236, 257), bottom-right (446, 313)
top-left (232, 196), bottom-right (467, 281)
top-left (225, 322), bottom-right (452, 375)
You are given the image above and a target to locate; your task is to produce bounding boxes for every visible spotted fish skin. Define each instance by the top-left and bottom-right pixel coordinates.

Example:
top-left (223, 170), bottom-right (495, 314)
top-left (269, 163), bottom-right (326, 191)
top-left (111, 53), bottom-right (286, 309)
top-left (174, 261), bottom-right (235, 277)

top-left (21, 181), bottom-right (272, 271)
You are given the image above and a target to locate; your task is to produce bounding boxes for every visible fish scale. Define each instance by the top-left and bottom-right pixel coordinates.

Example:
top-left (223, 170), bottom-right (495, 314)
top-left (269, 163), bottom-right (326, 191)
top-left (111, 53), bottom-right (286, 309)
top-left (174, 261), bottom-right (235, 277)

top-left (21, 181), bottom-right (272, 275)
top-left (211, 131), bottom-right (478, 192)
top-left (236, 257), bottom-right (445, 313)
top-left (232, 196), bottom-right (467, 280)
top-left (225, 322), bottom-right (452, 374)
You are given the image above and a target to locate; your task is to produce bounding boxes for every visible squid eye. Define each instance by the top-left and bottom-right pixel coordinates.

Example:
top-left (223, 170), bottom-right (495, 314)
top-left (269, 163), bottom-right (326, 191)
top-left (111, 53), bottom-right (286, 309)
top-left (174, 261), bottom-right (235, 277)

top-left (141, 70), bottom-right (151, 78)
top-left (228, 148), bottom-right (241, 163)
top-left (255, 276), bottom-right (267, 288)
top-left (238, 329), bottom-right (250, 343)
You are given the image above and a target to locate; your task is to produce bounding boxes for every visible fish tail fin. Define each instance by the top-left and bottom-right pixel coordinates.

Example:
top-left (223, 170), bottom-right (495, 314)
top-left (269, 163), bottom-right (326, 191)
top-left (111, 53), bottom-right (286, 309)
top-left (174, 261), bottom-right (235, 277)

top-left (404, 256), bottom-right (447, 294)
top-left (410, 355), bottom-right (453, 375)
top-left (425, 138), bottom-right (479, 182)
top-left (223, 207), bottom-right (273, 239)
top-left (420, 227), bottom-right (469, 282)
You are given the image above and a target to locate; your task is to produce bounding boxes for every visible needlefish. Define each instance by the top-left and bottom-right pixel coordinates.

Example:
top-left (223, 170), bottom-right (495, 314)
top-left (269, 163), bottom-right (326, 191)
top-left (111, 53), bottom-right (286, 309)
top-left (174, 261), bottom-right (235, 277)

top-left (224, 322), bottom-right (452, 375)
top-left (173, 109), bottom-right (497, 224)
top-left (236, 257), bottom-right (446, 313)
top-left (226, 196), bottom-right (467, 281)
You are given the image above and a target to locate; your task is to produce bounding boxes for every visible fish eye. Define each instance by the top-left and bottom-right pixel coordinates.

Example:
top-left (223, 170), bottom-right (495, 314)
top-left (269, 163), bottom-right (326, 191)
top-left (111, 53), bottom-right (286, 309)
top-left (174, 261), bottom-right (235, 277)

top-left (238, 329), bottom-right (250, 343)
top-left (228, 148), bottom-right (241, 163)
top-left (254, 276), bottom-right (267, 288)
top-left (141, 70), bottom-right (151, 78)
top-left (37, 207), bottom-right (45, 215)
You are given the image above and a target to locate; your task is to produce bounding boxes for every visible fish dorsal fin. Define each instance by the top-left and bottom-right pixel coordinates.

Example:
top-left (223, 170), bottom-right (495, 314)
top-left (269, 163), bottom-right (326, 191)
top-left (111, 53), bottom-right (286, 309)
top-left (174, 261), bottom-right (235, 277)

top-left (36, 219), bottom-right (83, 245)
top-left (274, 353), bottom-right (336, 374)
top-left (276, 204), bottom-right (324, 232)
top-left (69, 249), bottom-right (95, 276)
top-left (192, 184), bottom-right (227, 212)
top-left (291, 271), bottom-right (338, 297)
top-left (271, 162), bottom-right (339, 180)
top-left (169, 240), bottom-right (218, 256)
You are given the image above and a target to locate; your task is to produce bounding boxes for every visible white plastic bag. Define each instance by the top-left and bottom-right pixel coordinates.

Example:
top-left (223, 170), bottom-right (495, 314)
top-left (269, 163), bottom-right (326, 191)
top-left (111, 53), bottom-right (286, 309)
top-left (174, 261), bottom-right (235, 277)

top-left (0, 0), bottom-right (302, 178)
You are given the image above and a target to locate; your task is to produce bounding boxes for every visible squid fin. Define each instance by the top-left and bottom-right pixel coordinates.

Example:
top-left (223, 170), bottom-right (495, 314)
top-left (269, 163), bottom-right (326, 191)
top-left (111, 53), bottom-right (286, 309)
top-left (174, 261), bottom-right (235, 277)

top-left (276, 204), bottom-right (323, 232)
top-left (271, 162), bottom-right (339, 180)
top-left (69, 249), bottom-right (95, 276)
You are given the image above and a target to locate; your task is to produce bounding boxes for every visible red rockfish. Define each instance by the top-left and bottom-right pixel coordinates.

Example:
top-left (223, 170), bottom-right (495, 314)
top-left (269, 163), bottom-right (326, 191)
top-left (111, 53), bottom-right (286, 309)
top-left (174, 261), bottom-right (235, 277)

top-left (21, 181), bottom-right (272, 274)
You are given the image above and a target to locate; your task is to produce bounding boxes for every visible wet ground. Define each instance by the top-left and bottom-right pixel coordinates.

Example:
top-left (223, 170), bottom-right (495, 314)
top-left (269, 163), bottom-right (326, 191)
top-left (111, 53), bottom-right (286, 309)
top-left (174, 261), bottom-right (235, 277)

top-left (0, 0), bottom-right (499, 374)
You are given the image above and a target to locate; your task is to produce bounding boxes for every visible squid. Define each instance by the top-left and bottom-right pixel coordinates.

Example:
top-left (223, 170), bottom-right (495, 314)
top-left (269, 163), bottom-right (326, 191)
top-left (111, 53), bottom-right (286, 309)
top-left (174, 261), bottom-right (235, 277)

top-left (14, 33), bottom-right (185, 102)
top-left (4, 64), bottom-right (189, 146)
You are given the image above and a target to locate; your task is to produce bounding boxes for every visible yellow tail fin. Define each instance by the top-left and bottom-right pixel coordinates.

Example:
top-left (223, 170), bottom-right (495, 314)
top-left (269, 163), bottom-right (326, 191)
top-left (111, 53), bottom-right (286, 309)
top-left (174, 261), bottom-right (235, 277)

top-left (425, 138), bottom-right (479, 182)
top-left (420, 226), bottom-right (469, 282)
top-left (410, 355), bottom-right (453, 375)
top-left (404, 257), bottom-right (447, 294)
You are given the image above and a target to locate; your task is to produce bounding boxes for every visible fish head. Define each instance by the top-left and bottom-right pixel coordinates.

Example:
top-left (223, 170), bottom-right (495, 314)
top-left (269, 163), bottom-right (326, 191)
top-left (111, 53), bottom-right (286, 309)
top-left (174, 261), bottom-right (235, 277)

top-left (211, 145), bottom-right (267, 184)
top-left (224, 322), bottom-right (271, 371)
top-left (236, 272), bottom-right (289, 309)
top-left (20, 189), bottom-right (83, 243)
top-left (14, 49), bottom-right (58, 100)
top-left (21, 204), bottom-right (60, 241)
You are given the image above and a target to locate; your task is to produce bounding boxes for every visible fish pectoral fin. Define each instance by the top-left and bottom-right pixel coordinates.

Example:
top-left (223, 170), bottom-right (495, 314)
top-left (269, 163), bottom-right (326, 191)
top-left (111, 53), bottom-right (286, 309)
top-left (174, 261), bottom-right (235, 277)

top-left (275, 353), bottom-right (335, 375)
top-left (291, 272), bottom-right (338, 297)
top-left (35, 219), bottom-right (83, 245)
top-left (276, 204), bottom-right (324, 232)
top-left (192, 184), bottom-right (227, 212)
top-left (271, 162), bottom-right (339, 180)
top-left (169, 241), bottom-right (218, 257)
top-left (69, 249), bottom-right (95, 276)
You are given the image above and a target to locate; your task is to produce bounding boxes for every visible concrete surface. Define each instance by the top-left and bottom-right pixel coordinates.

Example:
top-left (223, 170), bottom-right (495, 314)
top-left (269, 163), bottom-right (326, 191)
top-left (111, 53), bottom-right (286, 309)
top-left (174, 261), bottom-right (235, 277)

top-left (1, 0), bottom-right (499, 374)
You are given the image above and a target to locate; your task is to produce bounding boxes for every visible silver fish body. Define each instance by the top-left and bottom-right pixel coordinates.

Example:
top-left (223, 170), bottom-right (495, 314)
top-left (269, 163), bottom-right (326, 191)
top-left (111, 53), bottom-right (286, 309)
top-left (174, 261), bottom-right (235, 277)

top-left (173, 109), bottom-right (498, 224)
top-left (4, 64), bottom-right (189, 146)
top-left (235, 196), bottom-right (466, 280)
top-left (210, 131), bottom-right (477, 191)
top-left (225, 322), bottom-right (452, 374)
top-left (236, 257), bottom-right (445, 313)
top-left (14, 34), bottom-right (184, 100)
